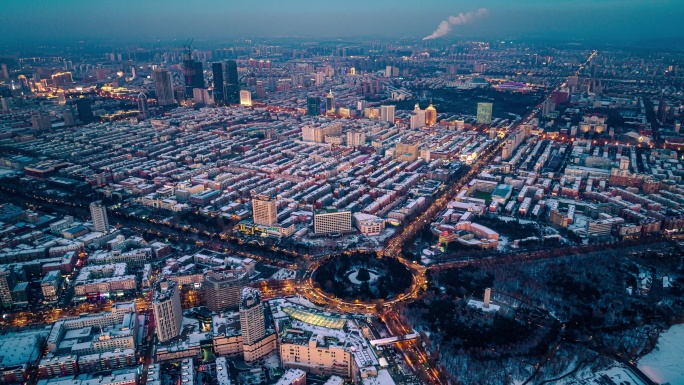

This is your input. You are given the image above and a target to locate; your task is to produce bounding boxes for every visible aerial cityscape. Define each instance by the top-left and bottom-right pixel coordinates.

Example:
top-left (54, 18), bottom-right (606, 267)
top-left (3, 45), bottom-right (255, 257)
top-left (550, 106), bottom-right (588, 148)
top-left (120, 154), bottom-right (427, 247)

top-left (0, 1), bottom-right (683, 385)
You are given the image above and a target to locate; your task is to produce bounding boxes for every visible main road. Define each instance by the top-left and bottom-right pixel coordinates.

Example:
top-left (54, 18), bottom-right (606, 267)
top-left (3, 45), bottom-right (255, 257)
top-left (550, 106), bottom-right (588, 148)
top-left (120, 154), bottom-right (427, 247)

top-left (296, 51), bottom-right (599, 384)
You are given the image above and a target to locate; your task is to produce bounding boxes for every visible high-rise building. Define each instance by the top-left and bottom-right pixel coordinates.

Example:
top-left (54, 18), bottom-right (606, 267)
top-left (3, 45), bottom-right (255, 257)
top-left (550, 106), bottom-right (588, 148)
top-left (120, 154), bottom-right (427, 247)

top-left (313, 211), bottom-right (352, 235)
top-left (182, 49), bottom-right (204, 97)
top-left (204, 269), bottom-right (249, 312)
top-left (410, 104), bottom-right (425, 130)
top-left (193, 62), bottom-right (204, 89)
top-left (63, 107), bottom-right (76, 126)
top-left (75, 98), bottom-right (94, 124)
top-left (152, 68), bottom-right (175, 106)
top-left (223, 60), bottom-right (240, 104)
top-left (0, 64), bottom-right (8, 79)
top-left (212, 62), bottom-right (225, 104)
top-left (477, 102), bottom-right (493, 125)
top-left (346, 131), bottom-right (365, 147)
top-left (89, 201), bottom-right (109, 233)
top-left (31, 111), bottom-right (51, 131)
top-left (193, 88), bottom-right (212, 105)
top-left (240, 288), bottom-right (265, 345)
top-left (240, 90), bottom-right (252, 106)
top-left (307, 96), bottom-right (320, 116)
top-left (137, 93), bottom-right (149, 120)
top-left (380, 105), bottom-right (395, 124)
top-left (252, 195), bottom-right (277, 226)
top-left (255, 81), bottom-right (265, 99)
top-left (315, 72), bottom-right (326, 86)
top-left (542, 98), bottom-right (555, 117)
top-left (0, 266), bottom-right (18, 307)
top-left (240, 287), bottom-right (276, 363)
top-left (211, 62), bottom-right (226, 104)
top-left (152, 280), bottom-right (183, 342)
top-left (425, 102), bottom-right (437, 126)
top-left (325, 90), bottom-right (335, 115)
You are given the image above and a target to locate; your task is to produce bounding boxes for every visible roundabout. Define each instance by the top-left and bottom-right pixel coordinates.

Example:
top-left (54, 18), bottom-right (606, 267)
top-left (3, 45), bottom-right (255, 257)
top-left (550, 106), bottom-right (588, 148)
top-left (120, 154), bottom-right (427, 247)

top-left (299, 252), bottom-right (427, 313)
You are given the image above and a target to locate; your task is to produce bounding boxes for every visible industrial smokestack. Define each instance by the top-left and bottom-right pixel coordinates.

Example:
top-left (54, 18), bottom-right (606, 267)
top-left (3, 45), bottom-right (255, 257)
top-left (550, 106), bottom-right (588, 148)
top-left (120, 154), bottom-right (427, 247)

top-left (423, 8), bottom-right (488, 40)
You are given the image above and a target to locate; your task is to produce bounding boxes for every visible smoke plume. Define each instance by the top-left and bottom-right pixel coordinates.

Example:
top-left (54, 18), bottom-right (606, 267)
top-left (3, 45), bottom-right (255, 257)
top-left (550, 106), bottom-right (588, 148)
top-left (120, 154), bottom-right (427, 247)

top-left (423, 8), bottom-right (488, 40)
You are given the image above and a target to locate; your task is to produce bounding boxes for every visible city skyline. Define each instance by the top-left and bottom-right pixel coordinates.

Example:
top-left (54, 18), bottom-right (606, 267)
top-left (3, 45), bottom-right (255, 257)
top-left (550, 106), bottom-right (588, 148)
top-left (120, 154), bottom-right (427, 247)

top-left (0, 0), bottom-right (682, 45)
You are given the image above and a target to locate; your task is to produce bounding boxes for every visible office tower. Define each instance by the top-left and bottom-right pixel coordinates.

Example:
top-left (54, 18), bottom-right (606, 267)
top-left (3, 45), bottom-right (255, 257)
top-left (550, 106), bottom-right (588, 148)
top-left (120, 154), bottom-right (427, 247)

top-left (240, 288), bottom-right (265, 345)
top-left (380, 105), bottom-right (395, 124)
top-left (253, 194), bottom-right (277, 226)
top-left (75, 98), bottom-right (94, 124)
top-left (152, 280), bottom-right (182, 342)
top-left (0, 64), bottom-right (8, 79)
top-left (255, 81), bottom-right (265, 99)
top-left (137, 93), bottom-right (149, 119)
top-left (224, 60), bottom-right (239, 84)
top-left (477, 102), bottom-right (493, 124)
top-left (425, 101), bottom-right (437, 126)
top-left (31, 111), bottom-right (51, 131)
top-left (152, 68), bottom-right (175, 106)
top-left (346, 131), bottom-right (366, 147)
top-left (240, 90), bottom-right (252, 106)
top-left (212, 62), bottom-right (224, 103)
top-left (193, 62), bottom-right (204, 89)
top-left (223, 60), bottom-right (240, 104)
top-left (64, 107), bottom-right (76, 126)
top-left (325, 90), bottom-right (335, 115)
top-left (204, 269), bottom-right (249, 312)
top-left (307, 96), bottom-right (320, 116)
top-left (89, 201), bottom-right (109, 233)
top-left (313, 211), bottom-right (352, 234)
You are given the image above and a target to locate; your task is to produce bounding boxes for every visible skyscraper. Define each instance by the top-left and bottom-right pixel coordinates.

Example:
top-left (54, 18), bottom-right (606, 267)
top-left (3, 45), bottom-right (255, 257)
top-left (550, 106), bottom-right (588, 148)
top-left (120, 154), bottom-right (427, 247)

top-left (204, 269), bottom-right (249, 312)
top-left (75, 98), bottom-right (94, 124)
top-left (325, 90), bottom-right (335, 115)
top-left (212, 62), bottom-right (224, 104)
top-left (152, 68), bottom-right (175, 106)
top-left (152, 280), bottom-right (182, 342)
top-left (0, 64), bottom-right (8, 79)
top-left (477, 102), bottom-right (493, 125)
top-left (240, 287), bottom-right (265, 345)
top-left (425, 101), bottom-right (437, 126)
top-left (137, 93), bottom-right (149, 120)
top-left (193, 62), bottom-right (204, 89)
top-left (89, 201), bottom-right (109, 233)
top-left (183, 49), bottom-right (204, 97)
top-left (252, 195), bottom-right (277, 226)
top-left (223, 60), bottom-right (240, 104)
top-left (307, 96), bottom-right (320, 116)
top-left (380, 105), bottom-right (396, 124)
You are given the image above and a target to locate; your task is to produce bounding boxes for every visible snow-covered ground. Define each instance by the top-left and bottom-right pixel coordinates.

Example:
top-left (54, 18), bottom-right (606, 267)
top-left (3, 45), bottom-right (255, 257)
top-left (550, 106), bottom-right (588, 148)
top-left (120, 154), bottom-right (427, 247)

top-left (638, 323), bottom-right (684, 385)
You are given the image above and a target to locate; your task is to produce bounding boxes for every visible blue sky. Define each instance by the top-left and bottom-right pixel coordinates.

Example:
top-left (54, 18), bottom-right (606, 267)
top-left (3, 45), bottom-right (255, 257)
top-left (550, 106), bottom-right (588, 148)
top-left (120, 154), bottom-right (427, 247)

top-left (1, 0), bottom-right (681, 43)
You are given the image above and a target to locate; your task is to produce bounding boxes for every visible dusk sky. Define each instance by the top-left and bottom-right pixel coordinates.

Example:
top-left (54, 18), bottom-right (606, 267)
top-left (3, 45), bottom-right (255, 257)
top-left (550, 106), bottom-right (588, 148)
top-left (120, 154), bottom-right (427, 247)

top-left (1, 0), bottom-right (681, 44)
